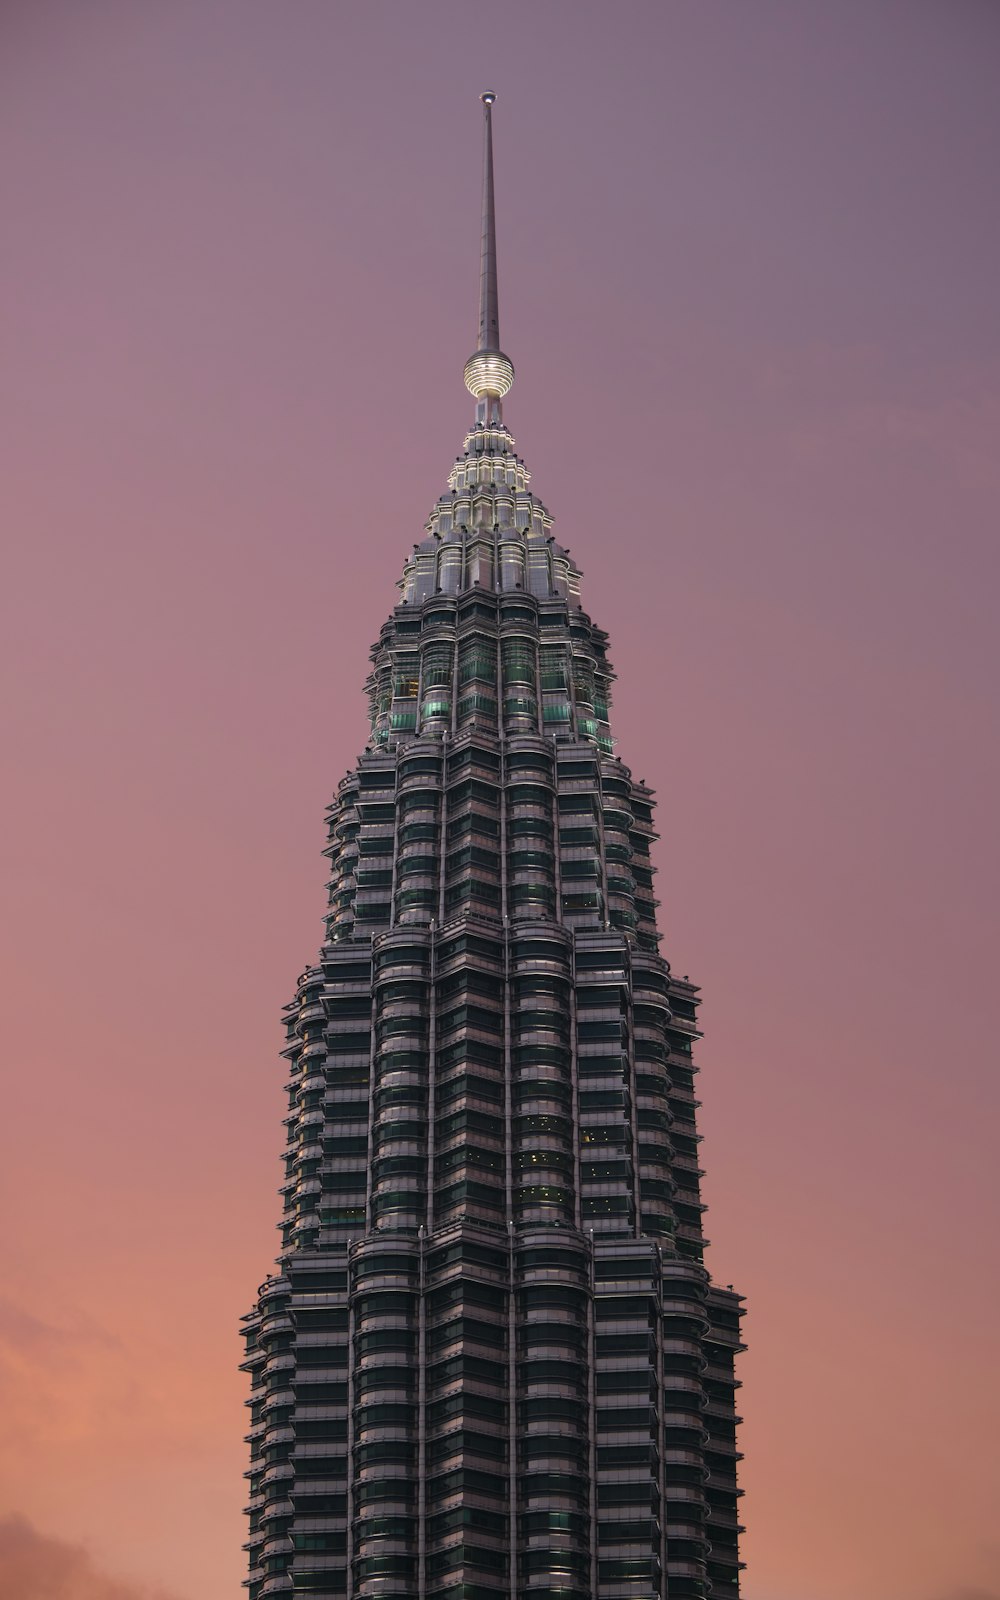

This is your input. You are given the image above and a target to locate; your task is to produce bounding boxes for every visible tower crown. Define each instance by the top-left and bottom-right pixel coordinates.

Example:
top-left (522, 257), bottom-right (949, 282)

top-left (464, 91), bottom-right (515, 421)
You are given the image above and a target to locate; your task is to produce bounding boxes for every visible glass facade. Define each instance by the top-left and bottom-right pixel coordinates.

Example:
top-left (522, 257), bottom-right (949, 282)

top-left (242, 97), bottom-right (744, 1600)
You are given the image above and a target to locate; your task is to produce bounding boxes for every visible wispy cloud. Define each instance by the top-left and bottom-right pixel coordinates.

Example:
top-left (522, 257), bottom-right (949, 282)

top-left (0, 1296), bottom-right (118, 1354)
top-left (0, 1293), bottom-right (201, 1463)
top-left (0, 1299), bottom-right (62, 1352)
top-left (0, 1295), bottom-right (129, 1457)
top-left (0, 1515), bottom-right (184, 1600)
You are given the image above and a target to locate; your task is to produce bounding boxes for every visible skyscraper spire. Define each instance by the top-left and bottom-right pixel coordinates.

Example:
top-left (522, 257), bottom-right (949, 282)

top-left (464, 92), bottom-right (515, 423)
top-left (478, 90), bottom-right (500, 353)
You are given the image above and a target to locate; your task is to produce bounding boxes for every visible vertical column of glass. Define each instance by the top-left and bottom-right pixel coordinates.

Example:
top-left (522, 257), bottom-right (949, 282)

top-left (370, 936), bottom-right (432, 1233)
top-left (325, 785), bottom-right (361, 942)
top-left (571, 647), bottom-right (601, 746)
top-left (420, 639), bottom-right (454, 732)
top-left (515, 1235), bottom-right (593, 1600)
top-left (423, 1235), bottom-right (510, 1599)
top-left (353, 767), bottom-right (397, 935)
top-left (627, 784), bottom-right (659, 950)
top-left (506, 743), bottom-right (557, 920)
top-left (320, 950), bottom-right (374, 1245)
top-left (501, 632), bottom-right (538, 731)
top-left (663, 979), bottom-right (706, 1265)
top-left (574, 942), bottom-right (636, 1237)
top-left (539, 641), bottom-right (573, 742)
top-left (242, 1276), bottom-right (294, 1600)
top-left (591, 1244), bottom-right (663, 1600)
top-left (660, 1262), bottom-right (712, 1600)
top-left (702, 1287), bottom-right (745, 1598)
top-left (390, 644), bottom-right (420, 740)
top-left (588, 641), bottom-right (615, 756)
top-left (394, 753), bottom-right (442, 925)
top-left (366, 627), bottom-right (394, 751)
top-left (349, 1238), bottom-right (421, 1596)
top-left (241, 1312), bottom-right (266, 1600)
top-left (288, 970), bottom-right (326, 1252)
top-left (456, 629), bottom-right (499, 734)
top-left (285, 1259), bottom-right (350, 1597)
top-left (556, 749), bottom-right (603, 929)
top-left (443, 744), bottom-right (502, 922)
top-left (509, 929), bottom-right (575, 1229)
top-left (432, 937), bottom-right (506, 1232)
top-left (630, 962), bottom-right (676, 1243)
top-left (277, 997), bottom-right (303, 1256)
top-left (601, 774), bottom-right (636, 940)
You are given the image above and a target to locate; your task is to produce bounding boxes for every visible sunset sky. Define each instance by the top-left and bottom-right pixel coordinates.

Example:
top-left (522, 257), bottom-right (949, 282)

top-left (2, 4), bottom-right (998, 1599)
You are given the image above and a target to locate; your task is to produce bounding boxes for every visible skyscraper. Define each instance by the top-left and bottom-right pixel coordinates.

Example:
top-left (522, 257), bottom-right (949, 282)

top-left (242, 95), bottom-right (744, 1600)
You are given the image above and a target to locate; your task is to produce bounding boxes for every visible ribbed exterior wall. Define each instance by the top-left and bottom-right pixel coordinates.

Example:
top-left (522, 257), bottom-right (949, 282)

top-left (242, 420), bottom-right (744, 1600)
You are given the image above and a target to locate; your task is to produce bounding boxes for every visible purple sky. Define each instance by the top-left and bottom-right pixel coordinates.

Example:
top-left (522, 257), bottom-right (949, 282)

top-left (1, 4), bottom-right (998, 1599)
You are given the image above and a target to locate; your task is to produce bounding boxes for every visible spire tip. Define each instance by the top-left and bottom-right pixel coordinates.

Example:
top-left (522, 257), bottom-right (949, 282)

top-left (467, 88), bottom-right (513, 419)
